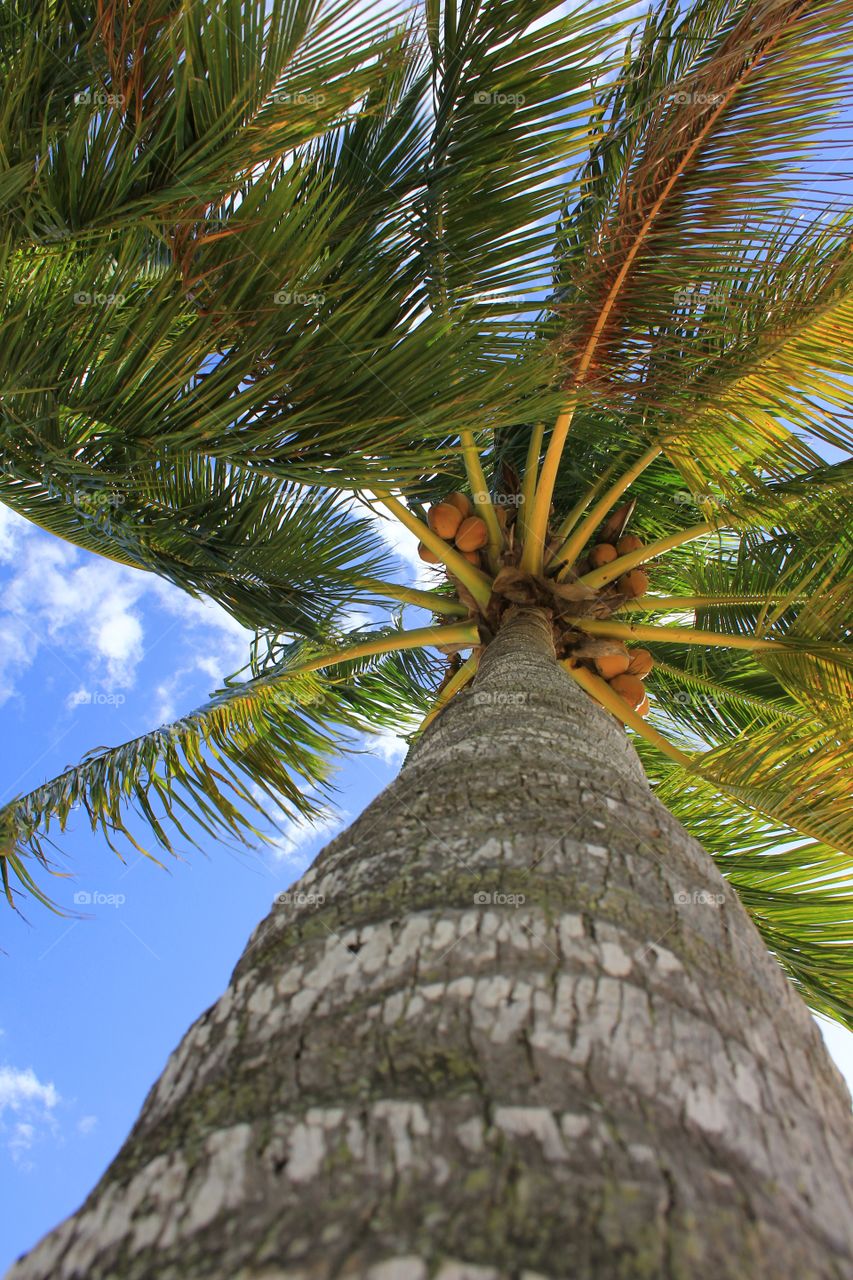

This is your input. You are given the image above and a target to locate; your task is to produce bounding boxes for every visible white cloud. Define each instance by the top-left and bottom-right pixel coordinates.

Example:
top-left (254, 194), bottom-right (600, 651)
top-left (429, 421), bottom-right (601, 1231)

top-left (77, 1114), bottom-right (98, 1136)
top-left (0, 1065), bottom-right (60, 1115)
top-left (0, 508), bottom-right (253, 709)
top-left (0, 1064), bottom-right (61, 1166)
top-left (93, 608), bottom-right (144, 683)
top-left (9, 1122), bottom-right (35, 1158)
top-left (267, 806), bottom-right (348, 866)
top-left (0, 513), bottom-right (147, 699)
top-left (365, 726), bottom-right (409, 766)
top-left (0, 505), bottom-right (25, 561)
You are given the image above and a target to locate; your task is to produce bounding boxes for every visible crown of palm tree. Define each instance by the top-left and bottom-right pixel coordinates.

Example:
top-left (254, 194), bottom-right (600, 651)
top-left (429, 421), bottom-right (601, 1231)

top-left (1, 0), bottom-right (852, 1029)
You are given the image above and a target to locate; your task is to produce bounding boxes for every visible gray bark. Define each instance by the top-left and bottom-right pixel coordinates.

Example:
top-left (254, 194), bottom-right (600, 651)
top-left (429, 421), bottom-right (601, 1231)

top-left (8, 607), bottom-right (853, 1280)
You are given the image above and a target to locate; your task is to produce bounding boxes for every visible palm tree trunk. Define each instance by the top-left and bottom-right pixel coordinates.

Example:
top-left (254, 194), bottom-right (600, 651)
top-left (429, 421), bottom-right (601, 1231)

top-left (10, 608), bottom-right (853, 1280)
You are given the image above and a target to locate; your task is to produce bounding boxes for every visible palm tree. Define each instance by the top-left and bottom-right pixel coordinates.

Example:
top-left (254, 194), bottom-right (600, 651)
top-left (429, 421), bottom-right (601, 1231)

top-left (2, 0), bottom-right (853, 1274)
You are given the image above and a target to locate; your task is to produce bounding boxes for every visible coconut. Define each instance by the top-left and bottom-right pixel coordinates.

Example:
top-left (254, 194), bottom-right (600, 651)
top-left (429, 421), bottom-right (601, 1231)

top-left (428, 502), bottom-right (463, 540)
top-left (455, 516), bottom-right (489, 551)
top-left (608, 673), bottom-right (646, 709)
top-left (627, 648), bottom-right (654, 678)
top-left (461, 549), bottom-right (482, 565)
top-left (616, 534), bottom-right (644, 556)
top-left (637, 694), bottom-right (650, 717)
top-left (617, 568), bottom-right (649, 598)
top-left (594, 652), bottom-right (630, 679)
top-left (445, 491), bottom-right (474, 519)
top-left (589, 542), bottom-right (618, 567)
top-left (418, 541), bottom-right (441, 564)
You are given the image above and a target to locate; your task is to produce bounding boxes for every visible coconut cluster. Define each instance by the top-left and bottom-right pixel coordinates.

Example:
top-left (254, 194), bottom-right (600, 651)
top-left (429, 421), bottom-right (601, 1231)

top-left (576, 532), bottom-right (654, 716)
top-left (586, 533), bottom-right (648, 598)
top-left (418, 488), bottom-right (658, 723)
top-left (589, 645), bottom-right (654, 717)
top-left (418, 493), bottom-right (489, 568)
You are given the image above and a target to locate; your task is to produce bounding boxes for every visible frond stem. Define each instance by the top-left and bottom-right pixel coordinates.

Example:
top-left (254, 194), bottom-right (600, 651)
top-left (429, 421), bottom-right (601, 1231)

top-left (355, 576), bottom-right (468, 617)
top-left (373, 492), bottom-right (493, 610)
top-left (578, 521), bottom-right (718, 589)
top-left (620, 594), bottom-right (802, 613)
top-left (516, 422), bottom-right (544, 546)
top-left (550, 454), bottom-right (622, 549)
top-left (572, 618), bottom-right (781, 652)
top-left (520, 400), bottom-right (576, 575)
top-left (551, 443), bottom-right (662, 578)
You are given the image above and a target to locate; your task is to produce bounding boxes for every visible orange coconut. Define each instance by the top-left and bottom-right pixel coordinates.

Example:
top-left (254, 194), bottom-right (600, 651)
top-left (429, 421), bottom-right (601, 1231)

top-left (589, 543), bottom-right (618, 568)
top-left (617, 568), bottom-right (649, 598)
top-left (445, 492), bottom-right (474, 519)
top-left (428, 502), bottom-right (463, 540)
top-left (455, 516), bottom-right (489, 552)
top-left (594, 653), bottom-right (631, 679)
top-left (627, 648), bottom-right (654, 678)
top-left (609, 673), bottom-right (646, 710)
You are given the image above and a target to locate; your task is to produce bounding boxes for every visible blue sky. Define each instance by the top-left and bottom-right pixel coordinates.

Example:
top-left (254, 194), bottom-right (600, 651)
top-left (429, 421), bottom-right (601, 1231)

top-left (0, 503), bottom-right (851, 1274)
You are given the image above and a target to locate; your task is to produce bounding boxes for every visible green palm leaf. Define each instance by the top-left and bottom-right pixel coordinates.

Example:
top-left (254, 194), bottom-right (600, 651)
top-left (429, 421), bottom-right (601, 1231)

top-left (0, 622), bottom-right (446, 911)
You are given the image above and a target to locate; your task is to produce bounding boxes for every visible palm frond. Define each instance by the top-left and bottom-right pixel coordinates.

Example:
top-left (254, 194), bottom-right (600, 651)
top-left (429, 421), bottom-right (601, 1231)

top-left (0, 621), bottom-right (463, 910)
